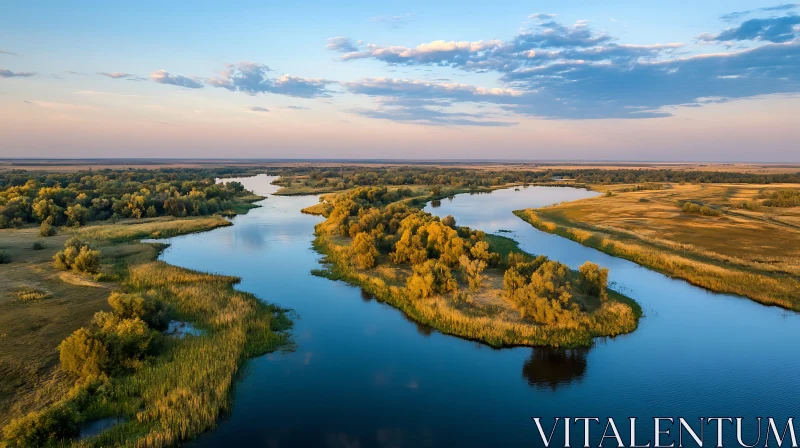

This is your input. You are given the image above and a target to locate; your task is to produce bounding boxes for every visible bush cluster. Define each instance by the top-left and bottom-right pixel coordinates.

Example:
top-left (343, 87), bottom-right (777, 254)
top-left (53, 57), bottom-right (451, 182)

top-left (760, 188), bottom-right (800, 207)
top-left (681, 202), bottom-right (721, 216)
top-left (53, 237), bottom-right (101, 273)
top-left (59, 293), bottom-right (164, 378)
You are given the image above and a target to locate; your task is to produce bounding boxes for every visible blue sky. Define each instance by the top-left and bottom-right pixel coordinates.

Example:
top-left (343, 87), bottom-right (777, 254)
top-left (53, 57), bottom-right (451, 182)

top-left (1, 0), bottom-right (799, 161)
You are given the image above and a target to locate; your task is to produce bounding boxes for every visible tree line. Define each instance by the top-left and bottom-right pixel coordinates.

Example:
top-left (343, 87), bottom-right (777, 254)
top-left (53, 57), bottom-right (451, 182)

top-left (0, 168), bottom-right (256, 229)
top-left (274, 166), bottom-right (800, 192)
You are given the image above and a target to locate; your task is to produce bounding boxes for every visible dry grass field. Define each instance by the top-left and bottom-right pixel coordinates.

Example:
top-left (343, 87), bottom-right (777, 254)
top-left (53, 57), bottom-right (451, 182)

top-left (517, 183), bottom-right (800, 309)
top-left (0, 217), bottom-right (234, 429)
top-left (0, 228), bottom-right (112, 426)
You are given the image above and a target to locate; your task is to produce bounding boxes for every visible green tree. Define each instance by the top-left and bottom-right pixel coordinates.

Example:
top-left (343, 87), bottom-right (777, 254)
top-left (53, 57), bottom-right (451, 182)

top-left (65, 203), bottom-right (88, 226)
top-left (59, 328), bottom-right (108, 377)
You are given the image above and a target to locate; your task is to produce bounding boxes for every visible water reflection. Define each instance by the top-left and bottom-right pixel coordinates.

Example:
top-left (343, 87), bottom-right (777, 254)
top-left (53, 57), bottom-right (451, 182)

top-left (520, 347), bottom-right (589, 391)
top-left (157, 177), bottom-right (800, 448)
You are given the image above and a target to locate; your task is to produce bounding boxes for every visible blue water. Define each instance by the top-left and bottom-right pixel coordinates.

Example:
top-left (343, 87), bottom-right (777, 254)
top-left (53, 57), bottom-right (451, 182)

top-left (150, 175), bottom-right (799, 447)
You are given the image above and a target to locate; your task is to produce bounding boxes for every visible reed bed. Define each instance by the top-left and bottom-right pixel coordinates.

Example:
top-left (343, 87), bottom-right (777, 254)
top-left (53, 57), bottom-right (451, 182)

top-left (2, 255), bottom-right (290, 448)
top-left (75, 217), bottom-right (231, 243)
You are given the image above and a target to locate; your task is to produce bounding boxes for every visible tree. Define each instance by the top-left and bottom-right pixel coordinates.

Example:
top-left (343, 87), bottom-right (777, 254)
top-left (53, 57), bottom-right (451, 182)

top-left (442, 215), bottom-right (456, 228)
top-left (65, 204), bottom-right (88, 227)
top-left (459, 254), bottom-right (487, 291)
top-left (579, 261), bottom-right (609, 300)
top-left (407, 259), bottom-right (457, 298)
top-left (469, 240), bottom-right (490, 262)
top-left (351, 232), bottom-right (379, 269)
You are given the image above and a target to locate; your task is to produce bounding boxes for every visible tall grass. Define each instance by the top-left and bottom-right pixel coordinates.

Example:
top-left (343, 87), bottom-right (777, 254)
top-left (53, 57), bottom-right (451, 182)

top-left (515, 209), bottom-right (800, 310)
top-left (75, 217), bottom-right (231, 243)
top-left (3, 252), bottom-right (290, 448)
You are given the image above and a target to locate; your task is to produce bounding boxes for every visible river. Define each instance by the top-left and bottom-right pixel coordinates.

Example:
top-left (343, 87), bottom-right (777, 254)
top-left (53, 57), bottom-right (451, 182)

top-left (152, 175), bottom-right (800, 447)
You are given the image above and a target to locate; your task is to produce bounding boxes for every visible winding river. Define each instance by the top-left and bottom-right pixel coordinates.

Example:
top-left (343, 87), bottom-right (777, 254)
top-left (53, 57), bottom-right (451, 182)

top-left (152, 175), bottom-right (800, 447)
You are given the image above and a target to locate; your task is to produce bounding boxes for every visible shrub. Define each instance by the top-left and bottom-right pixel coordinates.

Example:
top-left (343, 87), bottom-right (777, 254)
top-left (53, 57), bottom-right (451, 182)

top-left (0, 249), bottom-right (10, 264)
top-left (60, 313), bottom-right (157, 378)
top-left (59, 327), bottom-right (108, 377)
top-left (32, 241), bottom-right (45, 250)
top-left (73, 246), bottom-right (101, 273)
top-left (53, 238), bottom-right (100, 273)
top-left (108, 292), bottom-right (170, 331)
top-left (16, 287), bottom-right (49, 301)
top-left (682, 202), bottom-right (721, 216)
top-left (40, 221), bottom-right (57, 237)
top-left (761, 189), bottom-right (800, 207)
top-left (2, 402), bottom-right (80, 447)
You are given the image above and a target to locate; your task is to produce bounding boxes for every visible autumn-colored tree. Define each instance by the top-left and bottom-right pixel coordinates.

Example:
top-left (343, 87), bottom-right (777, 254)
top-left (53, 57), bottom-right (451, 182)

top-left (579, 261), bottom-right (609, 300)
top-left (458, 254), bottom-right (487, 291)
top-left (351, 232), bottom-right (379, 269)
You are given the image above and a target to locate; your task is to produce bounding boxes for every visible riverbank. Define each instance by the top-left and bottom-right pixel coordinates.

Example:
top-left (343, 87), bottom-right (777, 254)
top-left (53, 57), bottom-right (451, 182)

top-left (1, 213), bottom-right (291, 446)
top-left (514, 183), bottom-right (800, 310)
top-left (307, 186), bottom-right (641, 349)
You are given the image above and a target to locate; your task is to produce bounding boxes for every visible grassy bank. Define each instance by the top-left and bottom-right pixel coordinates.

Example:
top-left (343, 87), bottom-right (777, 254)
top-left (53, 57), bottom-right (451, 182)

top-left (1, 214), bottom-right (291, 446)
top-left (514, 183), bottom-right (800, 310)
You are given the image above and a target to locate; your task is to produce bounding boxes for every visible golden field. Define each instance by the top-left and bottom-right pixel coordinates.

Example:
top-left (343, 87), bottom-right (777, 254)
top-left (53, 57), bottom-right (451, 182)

top-left (516, 183), bottom-right (800, 309)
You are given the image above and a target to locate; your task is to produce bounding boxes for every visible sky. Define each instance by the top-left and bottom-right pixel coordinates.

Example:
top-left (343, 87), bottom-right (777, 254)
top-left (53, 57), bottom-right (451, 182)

top-left (1, 0), bottom-right (799, 162)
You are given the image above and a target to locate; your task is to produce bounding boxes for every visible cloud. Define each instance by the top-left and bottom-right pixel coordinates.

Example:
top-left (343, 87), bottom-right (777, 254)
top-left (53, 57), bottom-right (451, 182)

top-left (502, 41), bottom-right (800, 118)
top-left (326, 37), bottom-right (360, 53)
top-left (529, 13), bottom-right (556, 21)
top-left (721, 3), bottom-right (799, 21)
top-left (342, 77), bottom-right (522, 103)
top-left (249, 106), bottom-right (270, 112)
top-left (352, 104), bottom-right (515, 127)
top-left (150, 69), bottom-right (204, 88)
top-left (285, 105), bottom-right (310, 110)
top-left (699, 15), bottom-right (800, 43)
top-left (333, 20), bottom-right (669, 72)
top-left (342, 78), bottom-right (521, 126)
top-left (0, 50), bottom-right (19, 56)
top-left (340, 40), bottom-right (504, 66)
top-left (64, 71), bottom-right (89, 76)
top-left (207, 62), bottom-right (334, 97)
top-left (0, 68), bottom-right (35, 78)
top-left (332, 11), bottom-right (800, 120)
top-left (371, 13), bottom-right (415, 29)
top-left (98, 72), bottom-right (135, 79)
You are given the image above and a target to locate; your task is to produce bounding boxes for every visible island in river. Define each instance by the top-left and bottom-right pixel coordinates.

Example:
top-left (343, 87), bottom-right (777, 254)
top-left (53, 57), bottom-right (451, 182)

top-left (304, 185), bottom-right (641, 348)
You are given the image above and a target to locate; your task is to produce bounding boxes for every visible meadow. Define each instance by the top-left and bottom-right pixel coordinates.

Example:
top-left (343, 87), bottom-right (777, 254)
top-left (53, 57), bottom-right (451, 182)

top-left (516, 183), bottom-right (800, 309)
